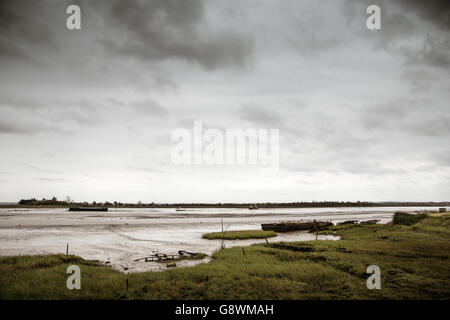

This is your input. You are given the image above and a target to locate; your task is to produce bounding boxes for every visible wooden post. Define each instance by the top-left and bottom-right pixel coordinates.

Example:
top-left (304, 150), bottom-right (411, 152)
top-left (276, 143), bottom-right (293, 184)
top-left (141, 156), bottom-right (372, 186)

top-left (242, 247), bottom-right (246, 256)
top-left (220, 218), bottom-right (225, 250)
top-left (66, 243), bottom-right (69, 255)
top-left (126, 278), bottom-right (128, 290)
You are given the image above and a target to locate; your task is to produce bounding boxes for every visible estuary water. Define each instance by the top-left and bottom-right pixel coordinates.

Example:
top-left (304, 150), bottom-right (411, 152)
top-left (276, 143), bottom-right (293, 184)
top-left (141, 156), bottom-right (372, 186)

top-left (0, 206), bottom-right (444, 272)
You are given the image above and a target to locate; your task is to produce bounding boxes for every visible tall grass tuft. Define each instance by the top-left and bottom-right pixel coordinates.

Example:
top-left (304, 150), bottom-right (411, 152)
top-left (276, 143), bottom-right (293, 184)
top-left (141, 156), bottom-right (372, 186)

top-left (393, 212), bottom-right (428, 226)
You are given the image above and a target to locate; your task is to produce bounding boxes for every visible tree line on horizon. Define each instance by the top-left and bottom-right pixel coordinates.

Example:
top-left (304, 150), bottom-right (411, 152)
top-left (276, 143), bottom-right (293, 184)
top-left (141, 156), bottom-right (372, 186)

top-left (15, 198), bottom-right (450, 208)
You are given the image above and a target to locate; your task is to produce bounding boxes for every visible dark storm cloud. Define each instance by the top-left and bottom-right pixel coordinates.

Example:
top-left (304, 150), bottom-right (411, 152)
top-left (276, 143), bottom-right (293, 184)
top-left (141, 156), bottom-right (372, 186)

top-left (397, 0), bottom-right (450, 30)
top-left (100, 0), bottom-right (254, 69)
top-left (0, 0), bottom-right (56, 61)
top-left (345, 0), bottom-right (450, 69)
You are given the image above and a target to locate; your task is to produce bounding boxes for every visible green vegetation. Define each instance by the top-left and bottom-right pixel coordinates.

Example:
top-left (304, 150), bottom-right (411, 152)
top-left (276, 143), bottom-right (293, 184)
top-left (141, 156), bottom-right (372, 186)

top-left (202, 230), bottom-right (277, 240)
top-left (1, 215), bottom-right (449, 299)
top-left (393, 211), bottom-right (428, 226)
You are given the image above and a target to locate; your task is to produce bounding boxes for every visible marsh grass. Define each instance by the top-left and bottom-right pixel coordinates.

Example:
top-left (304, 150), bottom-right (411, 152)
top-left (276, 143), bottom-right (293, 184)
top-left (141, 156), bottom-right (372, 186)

top-left (1, 215), bottom-right (449, 299)
top-left (393, 211), bottom-right (428, 226)
top-left (202, 230), bottom-right (277, 240)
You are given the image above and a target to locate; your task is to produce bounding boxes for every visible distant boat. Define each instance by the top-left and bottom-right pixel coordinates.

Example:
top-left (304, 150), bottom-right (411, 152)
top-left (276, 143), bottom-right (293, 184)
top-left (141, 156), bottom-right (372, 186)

top-left (249, 204), bottom-right (259, 210)
top-left (69, 207), bottom-right (108, 212)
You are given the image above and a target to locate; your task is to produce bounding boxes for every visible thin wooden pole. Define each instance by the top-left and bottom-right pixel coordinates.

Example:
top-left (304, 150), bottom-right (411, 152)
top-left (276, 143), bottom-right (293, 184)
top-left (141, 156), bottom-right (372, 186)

top-left (66, 243), bottom-right (69, 255)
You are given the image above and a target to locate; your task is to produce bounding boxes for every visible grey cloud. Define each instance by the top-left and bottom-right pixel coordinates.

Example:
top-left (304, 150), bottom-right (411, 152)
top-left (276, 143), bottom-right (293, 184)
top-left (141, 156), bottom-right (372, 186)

top-left (0, 0), bottom-right (56, 61)
top-left (126, 166), bottom-right (164, 174)
top-left (397, 0), bottom-right (450, 30)
top-left (0, 118), bottom-right (35, 134)
top-left (0, 114), bottom-right (65, 135)
top-left (337, 159), bottom-right (406, 175)
top-left (359, 99), bottom-right (450, 137)
top-left (0, 94), bottom-right (44, 109)
top-left (23, 164), bottom-right (63, 174)
top-left (240, 105), bottom-right (284, 127)
top-left (101, 0), bottom-right (254, 69)
top-left (34, 177), bottom-right (71, 182)
top-left (344, 0), bottom-right (450, 69)
top-left (0, 97), bottom-right (102, 135)
top-left (402, 36), bottom-right (450, 69)
top-left (435, 152), bottom-right (450, 167)
top-left (131, 99), bottom-right (168, 117)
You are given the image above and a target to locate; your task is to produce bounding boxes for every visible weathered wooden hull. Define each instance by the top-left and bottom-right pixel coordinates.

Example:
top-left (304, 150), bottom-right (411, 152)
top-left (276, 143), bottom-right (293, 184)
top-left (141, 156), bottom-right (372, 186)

top-left (360, 219), bottom-right (379, 225)
top-left (337, 220), bottom-right (358, 225)
top-left (261, 221), bottom-right (332, 232)
top-left (68, 207), bottom-right (108, 212)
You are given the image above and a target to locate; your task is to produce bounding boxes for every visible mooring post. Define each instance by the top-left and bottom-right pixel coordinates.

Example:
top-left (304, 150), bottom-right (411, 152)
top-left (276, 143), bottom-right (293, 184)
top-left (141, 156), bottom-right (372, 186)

top-left (66, 243), bottom-right (69, 255)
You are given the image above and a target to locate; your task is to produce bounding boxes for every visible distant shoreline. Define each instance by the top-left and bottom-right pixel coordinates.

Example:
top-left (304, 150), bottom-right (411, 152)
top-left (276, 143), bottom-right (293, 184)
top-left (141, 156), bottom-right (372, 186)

top-left (1, 201), bottom-right (449, 209)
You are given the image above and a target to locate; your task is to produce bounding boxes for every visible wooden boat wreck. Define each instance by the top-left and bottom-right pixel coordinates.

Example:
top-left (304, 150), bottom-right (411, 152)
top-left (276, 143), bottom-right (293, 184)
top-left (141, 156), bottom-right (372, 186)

top-left (134, 250), bottom-right (202, 262)
top-left (359, 219), bottom-right (380, 225)
top-left (68, 207), bottom-right (108, 212)
top-left (261, 220), bottom-right (333, 232)
top-left (337, 220), bottom-right (358, 225)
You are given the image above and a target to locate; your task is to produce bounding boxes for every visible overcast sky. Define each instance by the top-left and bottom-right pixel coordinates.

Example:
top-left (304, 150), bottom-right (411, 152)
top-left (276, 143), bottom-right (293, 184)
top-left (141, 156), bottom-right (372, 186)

top-left (0, 0), bottom-right (449, 203)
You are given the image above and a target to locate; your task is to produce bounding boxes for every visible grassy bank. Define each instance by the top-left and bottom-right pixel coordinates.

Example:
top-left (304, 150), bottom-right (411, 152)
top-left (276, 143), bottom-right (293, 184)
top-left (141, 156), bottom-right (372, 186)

top-left (202, 230), bottom-right (277, 240)
top-left (1, 215), bottom-right (449, 299)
